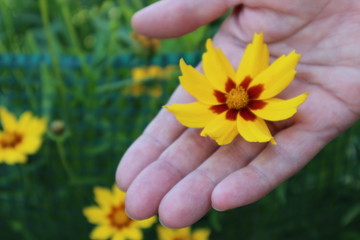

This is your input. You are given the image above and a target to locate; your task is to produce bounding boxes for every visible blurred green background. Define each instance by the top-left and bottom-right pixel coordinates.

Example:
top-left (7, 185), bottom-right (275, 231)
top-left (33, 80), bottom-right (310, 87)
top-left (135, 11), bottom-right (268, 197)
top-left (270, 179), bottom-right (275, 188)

top-left (0, 0), bottom-right (359, 239)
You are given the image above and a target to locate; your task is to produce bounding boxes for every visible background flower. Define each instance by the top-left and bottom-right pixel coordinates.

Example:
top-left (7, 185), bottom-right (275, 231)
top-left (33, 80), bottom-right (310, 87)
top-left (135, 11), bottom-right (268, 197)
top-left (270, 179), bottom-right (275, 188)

top-left (157, 225), bottom-right (210, 240)
top-left (83, 185), bottom-right (157, 240)
top-left (129, 65), bottom-right (177, 97)
top-left (132, 32), bottom-right (160, 52)
top-left (0, 107), bottom-right (47, 164)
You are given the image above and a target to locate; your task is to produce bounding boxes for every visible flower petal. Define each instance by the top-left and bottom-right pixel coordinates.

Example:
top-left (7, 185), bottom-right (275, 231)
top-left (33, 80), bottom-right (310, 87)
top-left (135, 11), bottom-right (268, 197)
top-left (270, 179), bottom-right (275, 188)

top-left (179, 59), bottom-right (219, 105)
top-left (26, 118), bottom-right (47, 136)
top-left (121, 227), bottom-right (143, 240)
top-left (237, 115), bottom-right (275, 143)
top-left (111, 231), bottom-right (123, 240)
top-left (157, 225), bottom-right (174, 240)
top-left (83, 206), bottom-right (107, 224)
top-left (202, 39), bottom-right (236, 92)
top-left (251, 93), bottom-right (308, 121)
top-left (17, 111), bottom-right (33, 131)
top-left (193, 228), bottom-right (211, 240)
top-left (94, 187), bottom-right (114, 209)
top-left (235, 33), bottom-right (269, 85)
top-left (112, 185), bottom-right (126, 204)
top-left (215, 48), bottom-right (236, 81)
top-left (90, 224), bottom-right (115, 240)
top-left (0, 107), bottom-right (17, 131)
top-left (134, 216), bottom-right (157, 228)
top-left (157, 226), bottom-right (190, 240)
top-left (0, 149), bottom-right (27, 164)
top-left (249, 51), bottom-right (301, 99)
top-left (147, 65), bottom-right (162, 77)
top-left (131, 67), bottom-right (147, 82)
top-left (200, 112), bottom-right (238, 145)
top-left (164, 102), bottom-right (215, 128)
top-left (16, 136), bottom-right (42, 154)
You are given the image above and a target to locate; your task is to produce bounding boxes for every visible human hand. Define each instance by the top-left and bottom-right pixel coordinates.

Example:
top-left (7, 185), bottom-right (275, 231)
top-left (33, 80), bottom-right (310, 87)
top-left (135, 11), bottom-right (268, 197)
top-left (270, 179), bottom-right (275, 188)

top-left (116, 0), bottom-right (360, 228)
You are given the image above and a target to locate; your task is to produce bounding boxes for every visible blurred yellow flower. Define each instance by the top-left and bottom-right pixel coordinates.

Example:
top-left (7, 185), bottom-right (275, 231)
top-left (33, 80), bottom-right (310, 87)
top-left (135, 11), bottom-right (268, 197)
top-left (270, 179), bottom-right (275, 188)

top-left (157, 225), bottom-right (210, 240)
top-left (130, 65), bottom-right (176, 97)
top-left (165, 33), bottom-right (308, 145)
top-left (132, 32), bottom-right (160, 51)
top-left (83, 185), bottom-right (156, 240)
top-left (0, 107), bottom-right (47, 164)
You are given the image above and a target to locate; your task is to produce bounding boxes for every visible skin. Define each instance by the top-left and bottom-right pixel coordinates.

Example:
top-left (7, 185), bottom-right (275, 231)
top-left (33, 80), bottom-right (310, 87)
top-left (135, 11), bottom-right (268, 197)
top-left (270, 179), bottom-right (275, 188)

top-left (116, 0), bottom-right (360, 228)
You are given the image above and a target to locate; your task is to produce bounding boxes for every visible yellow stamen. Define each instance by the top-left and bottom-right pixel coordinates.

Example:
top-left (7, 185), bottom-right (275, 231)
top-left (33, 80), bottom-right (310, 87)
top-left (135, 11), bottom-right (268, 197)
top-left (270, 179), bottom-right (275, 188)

top-left (113, 210), bottom-right (128, 226)
top-left (226, 87), bottom-right (249, 109)
top-left (108, 204), bottom-right (131, 229)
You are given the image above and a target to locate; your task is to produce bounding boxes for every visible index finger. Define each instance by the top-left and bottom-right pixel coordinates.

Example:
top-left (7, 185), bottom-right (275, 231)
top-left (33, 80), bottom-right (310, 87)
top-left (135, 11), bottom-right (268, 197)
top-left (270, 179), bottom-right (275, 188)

top-left (132, 0), bottom-right (237, 38)
top-left (116, 86), bottom-right (190, 191)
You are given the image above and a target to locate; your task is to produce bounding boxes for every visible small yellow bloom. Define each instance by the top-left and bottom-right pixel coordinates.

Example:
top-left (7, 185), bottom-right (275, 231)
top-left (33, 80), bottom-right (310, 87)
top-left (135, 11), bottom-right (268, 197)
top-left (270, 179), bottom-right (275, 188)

top-left (165, 33), bottom-right (308, 145)
top-left (130, 65), bottom-right (176, 97)
top-left (83, 185), bottom-right (157, 240)
top-left (0, 107), bottom-right (47, 164)
top-left (157, 225), bottom-right (210, 240)
top-left (132, 32), bottom-right (161, 51)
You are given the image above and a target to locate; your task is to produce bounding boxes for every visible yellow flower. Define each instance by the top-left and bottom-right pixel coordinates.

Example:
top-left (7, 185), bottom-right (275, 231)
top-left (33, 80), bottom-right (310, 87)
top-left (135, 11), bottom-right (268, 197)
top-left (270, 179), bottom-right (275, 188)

top-left (132, 32), bottom-right (161, 51)
top-left (130, 65), bottom-right (176, 97)
top-left (83, 185), bottom-right (157, 240)
top-left (0, 107), bottom-right (47, 164)
top-left (157, 225), bottom-right (210, 240)
top-left (165, 33), bottom-right (308, 145)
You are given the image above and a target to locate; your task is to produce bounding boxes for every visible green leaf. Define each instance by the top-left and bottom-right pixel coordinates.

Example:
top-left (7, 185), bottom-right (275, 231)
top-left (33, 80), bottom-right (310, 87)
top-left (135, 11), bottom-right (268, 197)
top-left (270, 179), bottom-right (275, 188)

top-left (342, 204), bottom-right (360, 225)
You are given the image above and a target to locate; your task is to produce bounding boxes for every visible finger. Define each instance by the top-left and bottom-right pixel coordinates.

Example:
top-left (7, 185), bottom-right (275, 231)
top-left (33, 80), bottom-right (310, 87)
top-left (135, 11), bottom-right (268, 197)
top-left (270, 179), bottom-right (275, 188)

top-left (158, 138), bottom-right (266, 228)
top-left (116, 86), bottom-right (192, 191)
top-left (211, 124), bottom-right (333, 211)
top-left (132, 0), bottom-right (238, 38)
top-left (125, 128), bottom-right (218, 220)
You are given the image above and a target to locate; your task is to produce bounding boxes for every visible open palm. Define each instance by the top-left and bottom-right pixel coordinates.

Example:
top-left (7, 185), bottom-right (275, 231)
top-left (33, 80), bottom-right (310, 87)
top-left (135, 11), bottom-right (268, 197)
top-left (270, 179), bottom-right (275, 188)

top-left (116, 0), bottom-right (360, 228)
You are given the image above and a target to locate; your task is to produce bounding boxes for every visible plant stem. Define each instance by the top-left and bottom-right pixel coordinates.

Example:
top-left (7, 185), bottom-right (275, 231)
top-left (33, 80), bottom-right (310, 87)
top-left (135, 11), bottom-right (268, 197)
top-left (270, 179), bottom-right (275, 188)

top-left (58, 0), bottom-right (82, 53)
top-left (39, 0), bottom-right (67, 103)
top-left (0, 0), bottom-right (15, 49)
top-left (55, 140), bottom-right (76, 181)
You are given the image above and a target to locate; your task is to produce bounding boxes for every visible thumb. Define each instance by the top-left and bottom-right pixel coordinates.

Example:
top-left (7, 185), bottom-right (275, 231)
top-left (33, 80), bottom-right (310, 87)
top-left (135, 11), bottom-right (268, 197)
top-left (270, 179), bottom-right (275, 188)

top-left (132, 0), bottom-right (238, 38)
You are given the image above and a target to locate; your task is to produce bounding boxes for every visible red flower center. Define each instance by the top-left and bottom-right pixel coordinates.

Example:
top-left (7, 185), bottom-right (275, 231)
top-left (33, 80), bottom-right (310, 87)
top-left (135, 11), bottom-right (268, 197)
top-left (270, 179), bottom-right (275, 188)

top-left (210, 77), bottom-right (266, 121)
top-left (0, 131), bottom-right (23, 149)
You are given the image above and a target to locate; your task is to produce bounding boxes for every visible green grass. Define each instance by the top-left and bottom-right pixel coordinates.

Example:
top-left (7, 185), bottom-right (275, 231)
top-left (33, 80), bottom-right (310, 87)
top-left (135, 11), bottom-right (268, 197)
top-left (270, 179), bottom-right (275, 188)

top-left (0, 0), bottom-right (360, 239)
